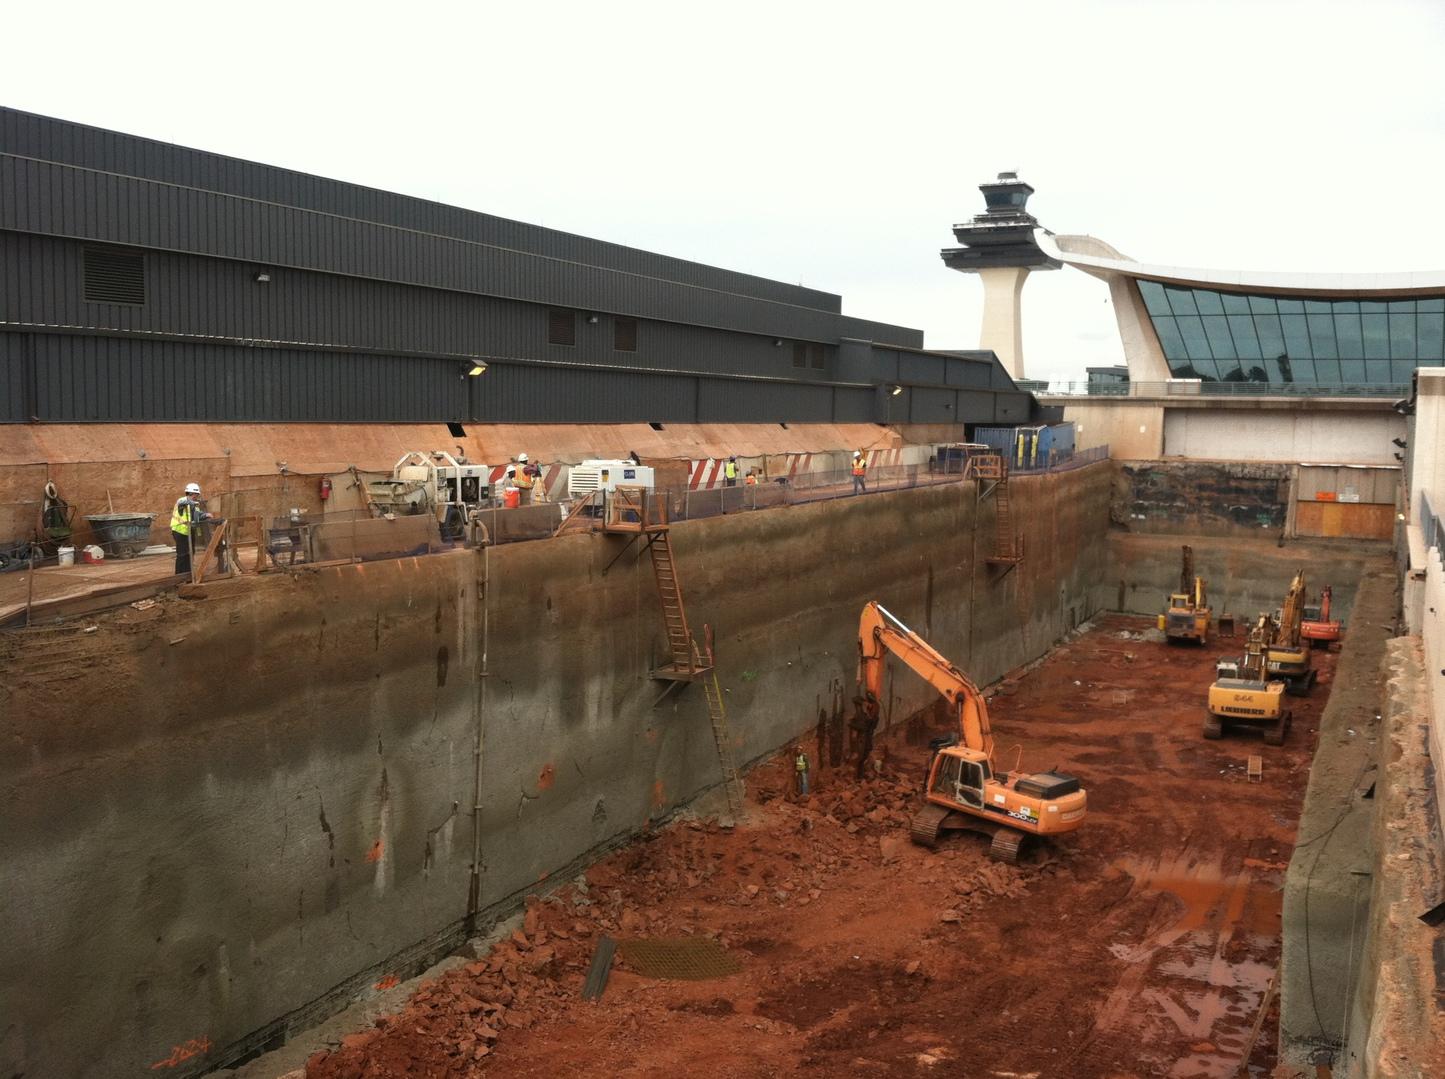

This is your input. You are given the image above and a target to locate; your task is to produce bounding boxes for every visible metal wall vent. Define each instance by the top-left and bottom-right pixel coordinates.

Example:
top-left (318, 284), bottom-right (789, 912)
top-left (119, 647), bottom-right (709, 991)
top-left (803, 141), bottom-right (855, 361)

top-left (83, 248), bottom-right (146, 305)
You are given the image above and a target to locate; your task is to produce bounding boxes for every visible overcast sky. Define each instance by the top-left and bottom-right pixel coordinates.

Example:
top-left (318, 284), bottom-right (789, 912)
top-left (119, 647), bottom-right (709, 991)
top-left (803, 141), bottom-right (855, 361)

top-left (5, 0), bottom-right (1443, 382)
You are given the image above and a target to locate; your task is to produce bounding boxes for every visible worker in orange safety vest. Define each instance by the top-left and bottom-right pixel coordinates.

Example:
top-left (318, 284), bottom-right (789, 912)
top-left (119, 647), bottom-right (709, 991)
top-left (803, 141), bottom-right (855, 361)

top-left (851, 450), bottom-right (867, 495)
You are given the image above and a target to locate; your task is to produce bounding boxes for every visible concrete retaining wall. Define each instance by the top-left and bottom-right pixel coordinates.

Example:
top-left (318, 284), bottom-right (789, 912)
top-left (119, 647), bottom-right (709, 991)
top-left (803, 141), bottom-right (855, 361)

top-left (1278, 566), bottom-right (1396, 1070)
top-left (0, 462), bottom-right (1110, 1077)
top-left (1105, 532), bottom-right (1389, 628)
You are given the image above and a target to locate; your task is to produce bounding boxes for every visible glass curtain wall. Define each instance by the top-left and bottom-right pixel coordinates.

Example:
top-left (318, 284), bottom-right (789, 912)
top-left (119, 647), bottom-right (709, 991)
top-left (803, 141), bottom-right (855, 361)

top-left (1136, 279), bottom-right (1443, 383)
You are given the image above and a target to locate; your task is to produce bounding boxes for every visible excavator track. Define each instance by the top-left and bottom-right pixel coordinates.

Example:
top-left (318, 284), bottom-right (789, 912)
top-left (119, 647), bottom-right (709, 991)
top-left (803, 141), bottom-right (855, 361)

top-left (909, 803), bottom-right (1028, 863)
top-left (909, 803), bottom-right (952, 849)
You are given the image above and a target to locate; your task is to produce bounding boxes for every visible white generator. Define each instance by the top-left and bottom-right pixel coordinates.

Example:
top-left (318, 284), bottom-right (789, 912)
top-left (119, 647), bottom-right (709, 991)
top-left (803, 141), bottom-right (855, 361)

top-left (567, 459), bottom-right (655, 498)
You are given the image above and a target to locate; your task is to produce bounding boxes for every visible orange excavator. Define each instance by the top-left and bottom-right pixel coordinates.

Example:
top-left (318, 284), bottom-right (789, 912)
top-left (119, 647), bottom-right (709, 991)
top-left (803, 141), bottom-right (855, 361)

top-left (855, 602), bottom-right (1087, 863)
top-left (1301, 585), bottom-right (1343, 650)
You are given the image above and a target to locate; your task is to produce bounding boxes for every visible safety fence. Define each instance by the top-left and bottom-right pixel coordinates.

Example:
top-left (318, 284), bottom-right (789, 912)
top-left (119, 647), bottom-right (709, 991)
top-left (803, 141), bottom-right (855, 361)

top-left (1010, 444), bottom-right (1111, 477)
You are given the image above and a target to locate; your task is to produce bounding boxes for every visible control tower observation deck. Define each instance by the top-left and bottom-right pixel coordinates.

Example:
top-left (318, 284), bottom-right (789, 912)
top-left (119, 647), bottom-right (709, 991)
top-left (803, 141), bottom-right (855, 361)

top-left (941, 173), bottom-right (1060, 380)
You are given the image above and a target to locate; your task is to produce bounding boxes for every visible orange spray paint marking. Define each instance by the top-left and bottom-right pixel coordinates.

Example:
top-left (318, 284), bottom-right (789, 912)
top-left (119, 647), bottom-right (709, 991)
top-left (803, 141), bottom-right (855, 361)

top-left (150, 1037), bottom-right (212, 1069)
top-left (365, 839), bottom-right (384, 863)
top-left (373, 974), bottom-right (400, 991)
top-left (650, 780), bottom-right (666, 809)
top-left (537, 763), bottom-right (556, 790)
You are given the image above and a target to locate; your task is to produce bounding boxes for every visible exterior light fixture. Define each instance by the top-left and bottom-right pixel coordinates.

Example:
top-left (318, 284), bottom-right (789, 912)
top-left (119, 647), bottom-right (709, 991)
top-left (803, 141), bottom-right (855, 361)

top-left (773, 339), bottom-right (784, 347)
top-left (254, 270), bottom-right (271, 283)
top-left (463, 361), bottom-right (488, 377)
top-left (586, 314), bottom-right (599, 324)
top-left (890, 385), bottom-right (903, 396)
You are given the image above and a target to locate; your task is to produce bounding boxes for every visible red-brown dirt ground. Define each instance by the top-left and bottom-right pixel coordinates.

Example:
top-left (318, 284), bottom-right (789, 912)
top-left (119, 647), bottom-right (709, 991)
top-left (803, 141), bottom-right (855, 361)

top-left (305, 615), bottom-right (1337, 1079)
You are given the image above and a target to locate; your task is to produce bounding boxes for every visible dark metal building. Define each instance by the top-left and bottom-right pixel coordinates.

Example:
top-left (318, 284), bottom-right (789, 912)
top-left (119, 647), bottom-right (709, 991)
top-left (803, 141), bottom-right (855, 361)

top-left (0, 108), bottom-right (1032, 426)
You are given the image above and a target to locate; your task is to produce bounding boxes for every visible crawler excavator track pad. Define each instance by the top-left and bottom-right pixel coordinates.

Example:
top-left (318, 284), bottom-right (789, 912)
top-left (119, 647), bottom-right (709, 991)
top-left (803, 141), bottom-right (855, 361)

top-left (909, 803), bottom-right (1026, 864)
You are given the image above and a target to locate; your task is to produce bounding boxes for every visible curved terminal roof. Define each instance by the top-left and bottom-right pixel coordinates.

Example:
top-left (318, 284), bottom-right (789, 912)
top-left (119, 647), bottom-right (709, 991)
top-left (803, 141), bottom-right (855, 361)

top-left (1035, 230), bottom-right (1445, 296)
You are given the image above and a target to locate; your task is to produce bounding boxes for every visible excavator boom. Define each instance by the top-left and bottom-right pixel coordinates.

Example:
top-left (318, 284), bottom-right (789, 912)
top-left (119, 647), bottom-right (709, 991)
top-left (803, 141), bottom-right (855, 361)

top-left (858, 602), bottom-right (994, 759)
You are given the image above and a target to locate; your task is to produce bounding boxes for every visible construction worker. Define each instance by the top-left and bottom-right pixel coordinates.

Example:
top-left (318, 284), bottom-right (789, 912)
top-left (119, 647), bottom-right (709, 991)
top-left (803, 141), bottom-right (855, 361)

top-left (514, 452), bottom-right (535, 505)
top-left (723, 455), bottom-right (739, 487)
top-left (522, 453), bottom-right (545, 503)
top-left (795, 747), bottom-right (810, 797)
top-left (170, 482), bottom-right (210, 576)
top-left (851, 450), bottom-right (868, 495)
top-left (744, 469), bottom-right (758, 487)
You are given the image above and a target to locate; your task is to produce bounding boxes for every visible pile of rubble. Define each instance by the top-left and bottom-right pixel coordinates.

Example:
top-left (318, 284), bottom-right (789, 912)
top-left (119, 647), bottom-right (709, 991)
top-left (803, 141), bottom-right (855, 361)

top-left (305, 899), bottom-right (586, 1079)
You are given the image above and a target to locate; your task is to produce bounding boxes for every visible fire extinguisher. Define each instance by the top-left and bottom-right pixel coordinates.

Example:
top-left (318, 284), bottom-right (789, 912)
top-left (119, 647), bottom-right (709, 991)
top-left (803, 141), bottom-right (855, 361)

top-left (319, 476), bottom-right (332, 501)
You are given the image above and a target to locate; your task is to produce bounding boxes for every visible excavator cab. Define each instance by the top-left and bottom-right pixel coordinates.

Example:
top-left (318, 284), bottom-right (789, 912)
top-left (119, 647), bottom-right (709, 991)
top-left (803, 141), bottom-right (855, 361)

top-left (930, 750), bottom-right (989, 809)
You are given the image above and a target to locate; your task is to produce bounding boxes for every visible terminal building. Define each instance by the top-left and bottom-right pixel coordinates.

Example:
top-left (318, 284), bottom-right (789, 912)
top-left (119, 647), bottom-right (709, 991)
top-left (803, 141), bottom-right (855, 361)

top-left (940, 176), bottom-right (1437, 466)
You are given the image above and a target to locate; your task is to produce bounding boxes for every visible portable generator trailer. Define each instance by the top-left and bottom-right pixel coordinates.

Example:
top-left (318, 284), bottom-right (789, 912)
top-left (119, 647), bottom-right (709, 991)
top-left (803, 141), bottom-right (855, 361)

top-left (366, 450), bottom-right (492, 542)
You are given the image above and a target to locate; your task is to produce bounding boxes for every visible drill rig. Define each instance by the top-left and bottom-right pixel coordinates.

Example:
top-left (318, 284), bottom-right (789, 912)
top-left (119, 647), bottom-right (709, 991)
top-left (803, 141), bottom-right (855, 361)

top-left (1162, 544), bottom-right (1211, 645)
top-left (855, 602), bottom-right (1087, 864)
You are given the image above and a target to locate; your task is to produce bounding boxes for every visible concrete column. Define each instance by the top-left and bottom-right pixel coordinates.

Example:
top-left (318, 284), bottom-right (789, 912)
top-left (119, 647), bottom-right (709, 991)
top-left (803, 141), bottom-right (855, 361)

top-left (1410, 369), bottom-right (1445, 525)
top-left (977, 266), bottom-right (1030, 380)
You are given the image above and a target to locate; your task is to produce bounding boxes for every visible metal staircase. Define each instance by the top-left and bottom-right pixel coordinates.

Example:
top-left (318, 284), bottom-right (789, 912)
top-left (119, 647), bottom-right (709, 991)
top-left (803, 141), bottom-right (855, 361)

top-left (580, 487), bottom-right (743, 813)
top-left (968, 454), bottom-right (1024, 565)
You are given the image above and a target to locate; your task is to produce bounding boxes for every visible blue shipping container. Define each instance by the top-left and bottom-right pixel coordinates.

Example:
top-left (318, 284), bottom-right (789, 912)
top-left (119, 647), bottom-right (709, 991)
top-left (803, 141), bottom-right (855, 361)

top-left (973, 423), bottom-right (1075, 470)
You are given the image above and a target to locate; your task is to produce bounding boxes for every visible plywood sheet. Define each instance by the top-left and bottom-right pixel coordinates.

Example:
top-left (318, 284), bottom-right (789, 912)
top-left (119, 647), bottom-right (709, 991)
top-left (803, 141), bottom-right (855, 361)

top-left (1294, 500), bottom-right (1395, 540)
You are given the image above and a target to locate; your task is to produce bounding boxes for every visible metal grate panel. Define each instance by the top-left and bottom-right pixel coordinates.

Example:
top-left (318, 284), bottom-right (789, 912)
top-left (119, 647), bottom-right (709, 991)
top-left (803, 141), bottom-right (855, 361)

top-left (617, 937), bottom-right (742, 981)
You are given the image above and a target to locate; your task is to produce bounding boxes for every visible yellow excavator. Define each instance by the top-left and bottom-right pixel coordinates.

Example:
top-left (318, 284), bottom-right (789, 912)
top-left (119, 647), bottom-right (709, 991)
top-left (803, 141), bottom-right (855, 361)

top-left (1161, 544), bottom-right (1210, 645)
top-left (855, 602), bottom-right (1087, 863)
top-left (1205, 614), bottom-right (1290, 744)
top-left (1265, 570), bottom-right (1317, 695)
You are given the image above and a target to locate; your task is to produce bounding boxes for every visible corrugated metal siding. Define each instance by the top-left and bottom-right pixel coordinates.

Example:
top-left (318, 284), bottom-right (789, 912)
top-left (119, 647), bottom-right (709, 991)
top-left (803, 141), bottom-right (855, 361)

top-left (0, 154), bottom-right (857, 343)
top-left (1297, 465), bottom-right (1399, 504)
top-left (837, 315), bottom-right (923, 349)
top-left (0, 107), bottom-right (846, 315)
top-left (471, 362), bottom-right (696, 424)
top-left (1, 333), bottom-right (27, 420)
top-left (697, 378), bottom-right (833, 423)
top-left (0, 234), bottom-right (841, 382)
top-left (29, 336), bottom-right (462, 422)
top-left (832, 386), bottom-right (875, 423)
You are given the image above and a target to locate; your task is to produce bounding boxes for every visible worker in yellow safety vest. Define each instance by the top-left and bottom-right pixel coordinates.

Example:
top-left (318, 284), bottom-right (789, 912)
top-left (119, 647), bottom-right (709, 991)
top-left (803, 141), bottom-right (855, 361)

top-left (723, 456), bottom-right (738, 487)
top-left (851, 450), bottom-right (867, 495)
top-left (513, 452), bottom-right (535, 505)
top-left (170, 482), bottom-right (211, 576)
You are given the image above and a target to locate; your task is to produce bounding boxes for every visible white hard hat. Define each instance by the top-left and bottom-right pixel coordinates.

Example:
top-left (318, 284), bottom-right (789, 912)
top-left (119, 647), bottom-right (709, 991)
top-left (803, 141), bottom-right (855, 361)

top-left (185, 482), bottom-right (201, 495)
top-left (518, 452), bottom-right (529, 463)
top-left (506, 466), bottom-right (516, 476)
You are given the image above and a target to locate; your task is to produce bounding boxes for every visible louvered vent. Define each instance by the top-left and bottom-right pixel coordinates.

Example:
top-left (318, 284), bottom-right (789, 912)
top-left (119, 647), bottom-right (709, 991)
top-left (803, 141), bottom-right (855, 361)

top-left (548, 309), bottom-right (576, 346)
top-left (614, 317), bottom-right (638, 352)
top-left (84, 248), bottom-right (146, 305)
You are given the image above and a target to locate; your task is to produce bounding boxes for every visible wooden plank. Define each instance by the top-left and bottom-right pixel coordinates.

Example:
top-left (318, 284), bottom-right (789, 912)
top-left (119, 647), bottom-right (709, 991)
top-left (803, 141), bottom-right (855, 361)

top-left (581, 935), bottom-right (617, 1001)
top-left (0, 574), bottom-right (187, 629)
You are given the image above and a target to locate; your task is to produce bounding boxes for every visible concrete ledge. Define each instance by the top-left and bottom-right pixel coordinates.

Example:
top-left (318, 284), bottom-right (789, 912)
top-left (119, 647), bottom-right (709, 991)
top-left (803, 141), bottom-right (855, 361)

top-left (1342, 637), bottom-right (1445, 1078)
top-left (1279, 566), bottom-right (1396, 1068)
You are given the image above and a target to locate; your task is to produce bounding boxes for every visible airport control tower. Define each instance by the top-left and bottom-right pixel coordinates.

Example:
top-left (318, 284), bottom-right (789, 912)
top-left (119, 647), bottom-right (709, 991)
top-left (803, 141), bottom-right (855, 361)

top-left (941, 173), bottom-right (1059, 381)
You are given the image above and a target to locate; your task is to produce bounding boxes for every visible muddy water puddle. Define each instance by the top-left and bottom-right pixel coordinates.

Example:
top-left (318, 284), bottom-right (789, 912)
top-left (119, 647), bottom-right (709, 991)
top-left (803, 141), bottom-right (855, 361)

top-left (1100, 854), bottom-right (1281, 1077)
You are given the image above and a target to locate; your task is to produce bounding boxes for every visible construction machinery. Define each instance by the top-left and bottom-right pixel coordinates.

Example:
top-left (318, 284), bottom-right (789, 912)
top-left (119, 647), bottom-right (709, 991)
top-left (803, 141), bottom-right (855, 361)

top-left (366, 451), bottom-right (491, 542)
top-left (855, 602), bottom-right (1087, 863)
top-left (1265, 570), bottom-right (1317, 695)
top-left (1161, 544), bottom-right (1211, 644)
top-left (1206, 614), bottom-right (1290, 744)
top-left (1301, 585), bottom-right (1343, 649)
top-left (567, 459), bottom-right (656, 499)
